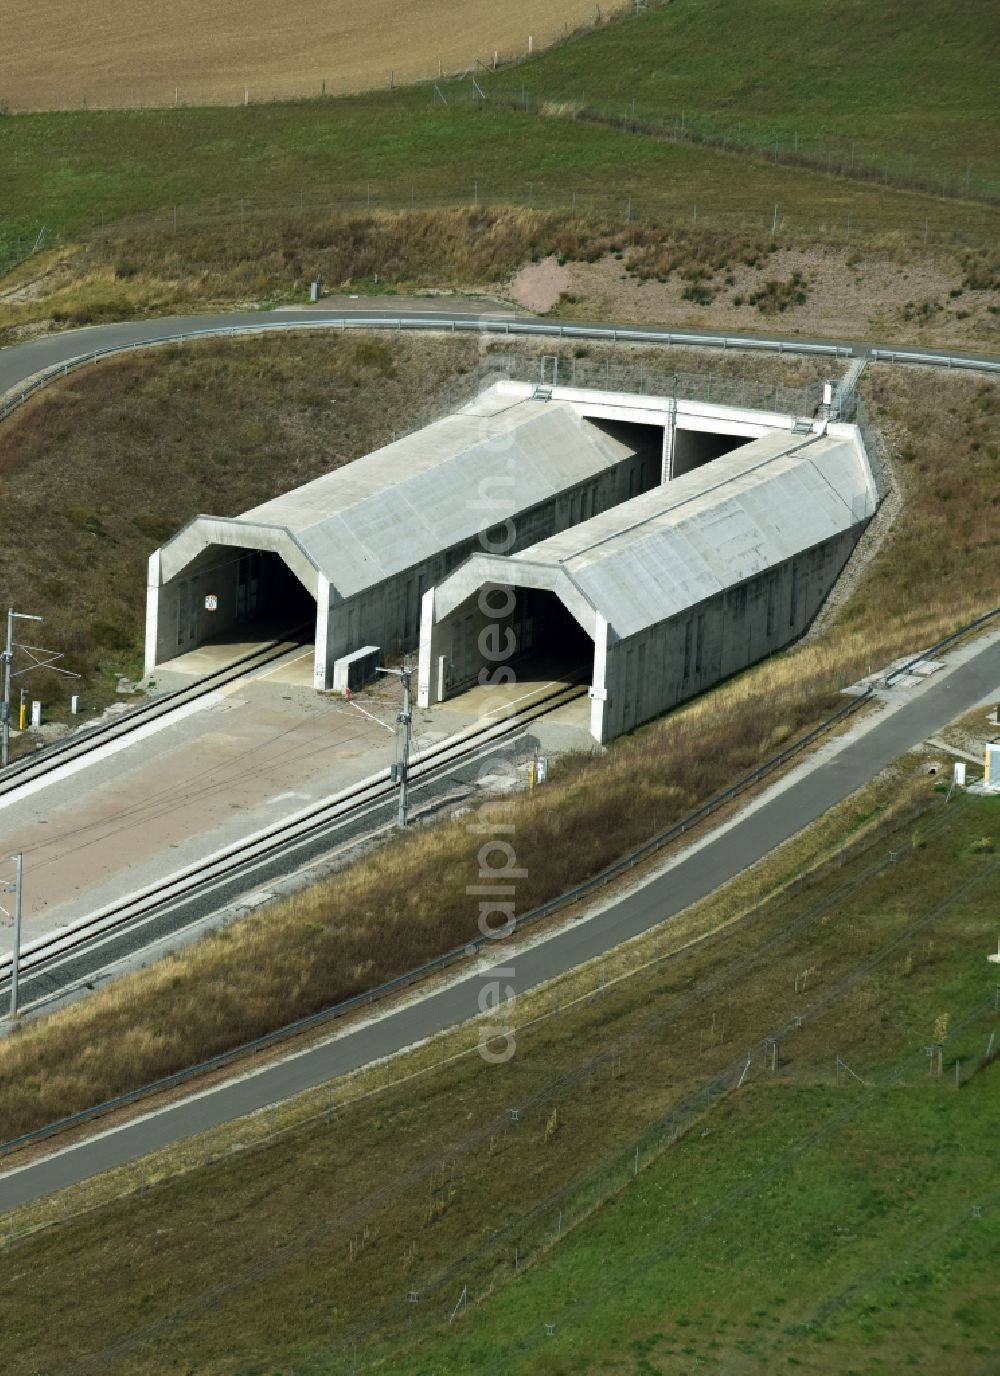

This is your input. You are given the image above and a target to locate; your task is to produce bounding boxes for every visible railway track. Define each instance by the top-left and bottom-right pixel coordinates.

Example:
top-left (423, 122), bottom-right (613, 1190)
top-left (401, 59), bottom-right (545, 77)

top-left (0, 678), bottom-right (586, 1017)
top-left (0, 627), bottom-right (313, 800)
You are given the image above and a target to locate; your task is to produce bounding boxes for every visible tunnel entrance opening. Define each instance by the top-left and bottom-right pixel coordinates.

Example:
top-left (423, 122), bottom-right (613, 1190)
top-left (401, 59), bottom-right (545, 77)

top-left (672, 429), bottom-right (749, 479)
top-left (510, 587), bottom-right (593, 687)
top-left (227, 551), bottom-right (314, 642)
top-left (163, 545), bottom-right (316, 668)
top-left (589, 418), bottom-right (664, 494)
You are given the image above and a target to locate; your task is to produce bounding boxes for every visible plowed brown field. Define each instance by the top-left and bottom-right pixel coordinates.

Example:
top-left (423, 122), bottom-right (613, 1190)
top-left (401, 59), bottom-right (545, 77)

top-left (0, 0), bottom-right (609, 111)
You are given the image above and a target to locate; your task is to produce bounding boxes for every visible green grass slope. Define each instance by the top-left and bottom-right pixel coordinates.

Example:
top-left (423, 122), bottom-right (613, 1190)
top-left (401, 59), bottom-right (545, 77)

top-left (376, 799), bottom-right (1000, 1376)
top-left (485, 0), bottom-right (1000, 193)
top-left (3, 0), bottom-right (1000, 273)
top-left (1, 777), bottom-right (996, 1374)
top-left (384, 1071), bottom-right (1000, 1375)
top-left (3, 90), bottom-right (996, 260)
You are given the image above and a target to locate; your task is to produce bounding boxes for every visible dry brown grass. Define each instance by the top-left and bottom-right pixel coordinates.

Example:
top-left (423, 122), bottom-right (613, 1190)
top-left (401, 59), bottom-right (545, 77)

top-left (0, 208), bottom-right (581, 334)
top-left (2, 764), bottom-right (929, 1236)
top-left (0, 356), bottom-right (994, 1142)
top-left (3, 211), bottom-right (994, 354)
top-left (0, 212), bottom-right (764, 334)
top-left (0, 0), bottom-right (609, 111)
top-left (0, 330), bottom-right (479, 718)
top-left (1, 773), bottom-right (995, 1376)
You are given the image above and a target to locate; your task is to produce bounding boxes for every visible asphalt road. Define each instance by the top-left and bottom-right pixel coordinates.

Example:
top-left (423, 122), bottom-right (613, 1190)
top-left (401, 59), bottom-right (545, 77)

top-left (1, 634), bottom-right (996, 1211)
top-left (3, 301), bottom-right (1000, 404)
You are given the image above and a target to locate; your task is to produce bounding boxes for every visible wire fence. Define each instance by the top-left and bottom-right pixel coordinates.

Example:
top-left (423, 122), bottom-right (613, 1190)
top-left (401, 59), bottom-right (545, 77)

top-left (304, 1008), bottom-right (996, 1376)
top-left (47, 807), bottom-right (999, 1375)
top-left (81, 188), bottom-right (1000, 249)
top-left (2, 176), bottom-right (997, 290)
top-left (0, 801), bottom-right (955, 1262)
top-left (850, 393), bottom-right (891, 500)
top-left (483, 348), bottom-right (827, 416)
top-left (7, 0), bottom-right (994, 207)
top-left (0, 583), bottom-right (995, 1154)
top-left (483, 87), bottom-right (1000, 206)
top-left (0, 224), bottom-right (50, 280)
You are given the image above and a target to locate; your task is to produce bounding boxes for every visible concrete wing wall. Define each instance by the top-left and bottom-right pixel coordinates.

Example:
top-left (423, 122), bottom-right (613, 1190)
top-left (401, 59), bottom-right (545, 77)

top-left (418, 556), bottom-right (600, 709)
top-left (145, 518), bottom-right (322, 676)
top-left (156, 517), bottom-right (321, 595)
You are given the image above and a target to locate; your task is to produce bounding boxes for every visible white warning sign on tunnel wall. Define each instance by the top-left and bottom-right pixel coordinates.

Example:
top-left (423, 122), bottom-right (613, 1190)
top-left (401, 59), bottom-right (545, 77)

top-left (204, 594), bottom-right (218, 611)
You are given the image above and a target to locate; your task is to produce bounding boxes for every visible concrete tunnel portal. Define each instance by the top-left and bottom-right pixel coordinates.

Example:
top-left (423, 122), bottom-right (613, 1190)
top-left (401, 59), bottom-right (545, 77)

top-left (213, 547), bottom-right (316, 642)
top-left (671, 428), bottom-right (749, 478)
top-left (419, 418), bottom-right (878, 745)
top-left (441, 583), bottom-right (596, 698)
top-left (146, 537), bottom-right (319, 676)
top-left (145, 381), bottom-right (874, 744)
top-left (147, 423), bottom-right (765, 690)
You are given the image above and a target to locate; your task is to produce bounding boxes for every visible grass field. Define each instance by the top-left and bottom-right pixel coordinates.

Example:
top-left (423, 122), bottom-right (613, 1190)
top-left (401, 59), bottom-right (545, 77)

top-left (2, 0), bottom-right (998, 334)
top-left (385, 1075), bottom-right (999, 1374)
top-left (484, 0), bottom-right (1000, 195)
top-left (1, 0), bottom-right (997, 338)
top-left (1, 0), bottom-right (996, 201)
top-left (1, 770), bottom-right (996, 1374)
top-left (5, 93), bottom-right (996, 257)
top-left (0, 0), bottom-right (606, 112)
top-left (0, 343), bottom-right (996, 1141)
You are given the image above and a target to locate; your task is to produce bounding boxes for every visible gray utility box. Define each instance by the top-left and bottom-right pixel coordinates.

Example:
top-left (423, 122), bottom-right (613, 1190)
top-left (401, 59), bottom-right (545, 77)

top-left (332, 645), bottom-right (381, 695)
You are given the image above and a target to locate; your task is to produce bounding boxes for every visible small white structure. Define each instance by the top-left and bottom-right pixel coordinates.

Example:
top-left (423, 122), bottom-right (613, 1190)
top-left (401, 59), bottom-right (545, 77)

top-left (332, 645), bottom-right (380, 695)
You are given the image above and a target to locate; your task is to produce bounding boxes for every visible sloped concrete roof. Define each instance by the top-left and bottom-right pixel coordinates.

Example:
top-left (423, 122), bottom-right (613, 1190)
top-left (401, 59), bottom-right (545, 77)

top-left (157, 388), bottom-right (638, 596)
top-left (435, 426), bottom-right (875, 640)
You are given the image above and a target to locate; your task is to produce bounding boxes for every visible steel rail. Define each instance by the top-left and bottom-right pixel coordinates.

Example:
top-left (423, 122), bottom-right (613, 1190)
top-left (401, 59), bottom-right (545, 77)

top-left (2, 603), bottom-right (995, 1160)
top-left (1, 604), bottom-right (995, 1019)
top-left (0, 628), bottom-right (311, 794)
top-left (0, 680), bottom-right (587, 995)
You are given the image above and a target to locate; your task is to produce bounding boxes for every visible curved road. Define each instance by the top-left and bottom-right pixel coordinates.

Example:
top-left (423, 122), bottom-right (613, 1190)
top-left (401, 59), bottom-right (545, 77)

top-left (2, 300), bottom-right (1000, 407)
top-left (1, 633), bottom-right (997, 1210)
top-left (0, 305), bottom-right (998, 1212)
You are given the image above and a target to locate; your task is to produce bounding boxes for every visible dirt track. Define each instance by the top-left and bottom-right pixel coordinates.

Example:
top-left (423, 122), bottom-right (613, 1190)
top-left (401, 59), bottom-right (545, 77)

top-left (0, 0), bottom-right (606, 111)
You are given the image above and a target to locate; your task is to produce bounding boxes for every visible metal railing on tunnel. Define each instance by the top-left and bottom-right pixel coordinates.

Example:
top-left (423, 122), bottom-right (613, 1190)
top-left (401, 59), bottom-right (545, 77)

top-left (478, 347), bottom-right (827, 416)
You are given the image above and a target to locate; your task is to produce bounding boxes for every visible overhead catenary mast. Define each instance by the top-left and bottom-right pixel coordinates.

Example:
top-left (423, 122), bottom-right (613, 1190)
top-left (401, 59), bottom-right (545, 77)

top-left (1, 608), bottom-right (80, 769)
top-left (377, 661), bottom-right (414, 827)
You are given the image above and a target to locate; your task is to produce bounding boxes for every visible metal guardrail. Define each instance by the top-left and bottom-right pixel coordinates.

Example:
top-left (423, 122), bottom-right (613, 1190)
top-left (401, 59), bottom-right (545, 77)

top-left (871, 346), bottom-right (1000, 374)
top-left (1, 603), bottom-right (996, 1162)
top-left (0, 315), bottom-right (849, 420)
top-left (3, 315), bottom-right (998, 438)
